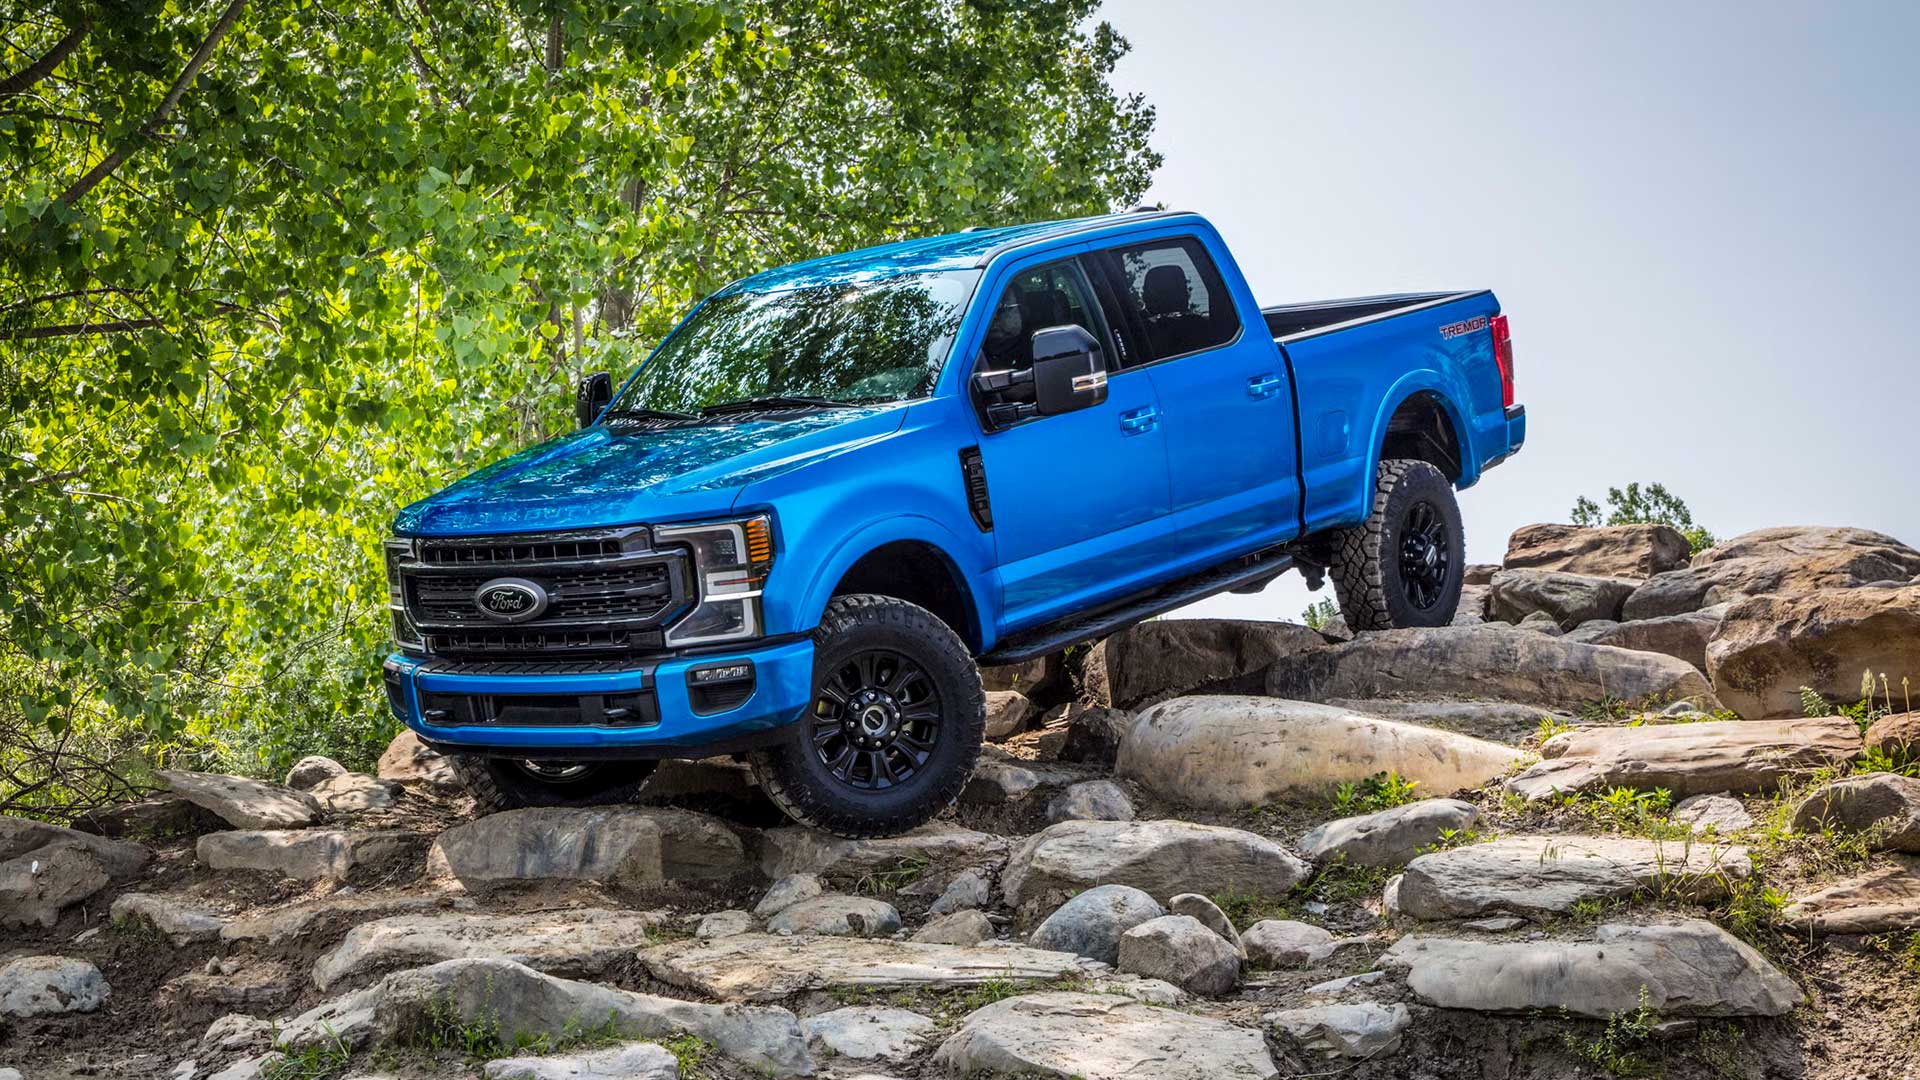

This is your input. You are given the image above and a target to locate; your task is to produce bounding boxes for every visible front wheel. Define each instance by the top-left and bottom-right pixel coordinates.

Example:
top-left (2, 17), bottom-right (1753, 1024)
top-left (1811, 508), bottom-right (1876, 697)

top-left (749, 594), bottom-right (985, 838)
top-left (1326, 458), bottom-right (1465, 631)
top-left (448, 754), bottom-right (658, 813)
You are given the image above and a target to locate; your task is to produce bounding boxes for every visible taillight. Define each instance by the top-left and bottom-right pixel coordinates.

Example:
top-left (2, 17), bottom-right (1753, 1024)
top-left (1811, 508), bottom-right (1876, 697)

top-left (1490, 314), bottom-right (1515, 408)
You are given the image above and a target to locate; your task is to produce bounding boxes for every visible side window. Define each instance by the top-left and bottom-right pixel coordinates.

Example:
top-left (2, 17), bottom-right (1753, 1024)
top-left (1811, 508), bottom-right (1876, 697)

top-left (1090, 237), bottom-right (1239, 363)
top-left (979, 260), bottom-right (1105, 376)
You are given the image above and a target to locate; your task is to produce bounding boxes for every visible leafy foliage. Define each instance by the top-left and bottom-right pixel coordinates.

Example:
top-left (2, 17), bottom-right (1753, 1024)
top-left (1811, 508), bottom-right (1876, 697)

top-left (1331, 769), bottom-right (1420, 814)
top-left (1300, 596), bottom-right (1337, 631)
top-left (1570, 481), bottom-right (1716, 555)
top-left (0, 0), bottom-right (1158, 811)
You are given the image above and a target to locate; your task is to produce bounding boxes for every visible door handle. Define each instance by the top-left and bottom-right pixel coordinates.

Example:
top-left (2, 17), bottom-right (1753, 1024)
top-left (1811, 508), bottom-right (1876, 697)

top-left (1119, 406), bottom-right (1158, 435)
top-left (1247, 373), bottom-right (1284, 399)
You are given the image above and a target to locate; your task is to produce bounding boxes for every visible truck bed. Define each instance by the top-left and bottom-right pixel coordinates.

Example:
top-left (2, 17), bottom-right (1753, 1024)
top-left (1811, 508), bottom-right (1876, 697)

top-left (1261, 291), bottom-right (1476, 341)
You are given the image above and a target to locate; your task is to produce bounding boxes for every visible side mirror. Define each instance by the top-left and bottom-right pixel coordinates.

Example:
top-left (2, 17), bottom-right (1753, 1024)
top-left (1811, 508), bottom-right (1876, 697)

top-left (576, 371), bottom-right (613, 429)
top-left (1029, 325), bottom-right (1108, 415)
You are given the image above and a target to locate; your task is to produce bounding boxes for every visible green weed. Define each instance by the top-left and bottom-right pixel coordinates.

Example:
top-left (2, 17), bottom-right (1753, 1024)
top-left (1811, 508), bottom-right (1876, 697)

top-left (1332, 770), bottom-right (1421, 815)
top-left (1560, 987), bottom-right (1660, 1077)
top-left (264, 1031), bottom-right (352, 1080)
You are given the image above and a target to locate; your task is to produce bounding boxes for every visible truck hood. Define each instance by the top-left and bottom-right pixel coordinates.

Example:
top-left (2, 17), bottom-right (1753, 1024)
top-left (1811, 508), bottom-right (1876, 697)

top-left (393, 405), bottom-right (906, 536)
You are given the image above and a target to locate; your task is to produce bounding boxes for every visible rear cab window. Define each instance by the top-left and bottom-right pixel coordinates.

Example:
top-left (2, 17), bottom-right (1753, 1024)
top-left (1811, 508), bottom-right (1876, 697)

top-left (1085, 236), bottom-right (1240, 365)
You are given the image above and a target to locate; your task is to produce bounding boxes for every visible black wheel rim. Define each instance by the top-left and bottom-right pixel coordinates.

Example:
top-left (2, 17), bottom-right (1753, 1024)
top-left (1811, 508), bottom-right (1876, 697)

top-left (810, 648), bottom-right (943, 791)
top-left (1398, 500), bottom-right (1451, 610)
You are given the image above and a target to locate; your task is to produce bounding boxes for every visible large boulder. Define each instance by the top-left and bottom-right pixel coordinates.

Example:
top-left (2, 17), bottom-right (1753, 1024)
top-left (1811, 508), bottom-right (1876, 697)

top-left (1783, 857), bottom-right (1920, 934)
top-left (278, 957), bottom-right (811, 1077)
top-left (1001, 818), bottom-right (1310, 910)
top-left (1708, 585), bottom-right (1920, 718)
top-left (1625, 526), bottom-right (1920, 620)
top-left (1325, 698), bottom-right (1573, 745)
top-left (1790, 773), bottom-right (1920, 852)
top-left (1504, 717), bottom-right (1861, 800)
top-left (1117, 697), bottom-right (1523, 809)
top-left (1298, 799), bottom-right (1479, 869)
top-left (1263, 626), bottom-right (1721, 712)
top-left (313, 908), bottom-right (668, 990)
top-left (1867, 712), bottom-right (1920, 757)
top-left (1504, 523), bottom-right (1691, 579)
top-left (1382, 919), bottom-right (1800, 1018)
top-left (157, 770), bottom-right (322, 830)
top-left (0, 817), bottom-right (151, 928)
top-left (1563, 605), bottom-right (1727, 672)
top-left (376, 729), bottom-right (459, 789)
top-left (1489, 569), bottom-right (1638, 629)
top-left (931, 992), bottom-right (1278, 1080)
top-left (1028, 884), bottom-right (1164, 964)
top-left (1083, 619), bottom-right (1324, 709)
top-left (1117, 914), bottom-right (1239, 997)
top-left (198, 828), bottom-right (426, 882)
top-left (638, 933), bottom-right (1104, 1003)
top-left (1394, 836), bottom-right (1748, 919)
top-left (0, 955), bottom-right (109, 1018)
top-left (428, 806), bottom-right (748, 888)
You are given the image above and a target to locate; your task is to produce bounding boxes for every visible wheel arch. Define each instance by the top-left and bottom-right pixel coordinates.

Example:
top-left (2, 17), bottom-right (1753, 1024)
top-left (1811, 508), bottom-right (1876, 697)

top-left (799, 520), bottom-right (989, 653)
top-left (1364, 379), bottom-right (1476, 508)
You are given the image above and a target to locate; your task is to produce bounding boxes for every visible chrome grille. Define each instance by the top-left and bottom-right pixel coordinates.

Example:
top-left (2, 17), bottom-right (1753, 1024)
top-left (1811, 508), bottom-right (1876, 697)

top-left (396, 527), bottom-right (690, 659)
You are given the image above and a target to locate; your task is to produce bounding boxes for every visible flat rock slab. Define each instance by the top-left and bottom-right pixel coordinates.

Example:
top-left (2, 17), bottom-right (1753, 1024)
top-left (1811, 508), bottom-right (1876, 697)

top-left (197, 828), bottom-right (425, 882)
top-left (758, 822), bottom-right (1009, 880)
top-left (111, 892), bottom-right (226, 944)
top-left (1395, 836), bottom-right (1749, 919)
top-left (483, 1041), bottom-right (677, 1080)
top-left (1263, 625), bottom-right (1720, 712)
top-left (1504, 523), bottom-right (1690, 579)
top-left (314, 908), bottom-right (667, 990)
top-left (1118, 697), bottom-right (1522, 810)
top-left (158, 770), bottom-right (321, 830)
top-left (1001, 818), bottom-right (1310, 910)
top-left (639, 933), bottom-right (1104, 1003)
top-left (803, 1005), bottom-right (936, 1063)
top-left (1784, 858), bottom-right (1920, 934)
top-left (931, 991), bottom-right (1277, 1080)
top-left (279, 957), bottom-right (812, 1077)
top-left (1382, 919), bottom-right (1801, 1018)
top-left (1505, 717), bottom-right (1861, 801)
top-left (429, 806), bottom-right (748, 888)
top-left (222, 893), bottom-right (457, 946)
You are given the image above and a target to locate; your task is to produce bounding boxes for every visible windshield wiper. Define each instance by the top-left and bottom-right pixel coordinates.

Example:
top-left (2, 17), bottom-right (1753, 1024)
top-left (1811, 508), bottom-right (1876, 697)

top-left (700, 395), bottom-right (861, 415)
top-left (601, 406), bottom-right (696, 422)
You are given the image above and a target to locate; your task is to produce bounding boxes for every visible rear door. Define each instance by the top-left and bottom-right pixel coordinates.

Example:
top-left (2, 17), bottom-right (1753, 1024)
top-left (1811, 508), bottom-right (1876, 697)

top-left (1085, 234), bottom-right (1300, 566)
top-left (969, 254), bottom-right (1173, 632)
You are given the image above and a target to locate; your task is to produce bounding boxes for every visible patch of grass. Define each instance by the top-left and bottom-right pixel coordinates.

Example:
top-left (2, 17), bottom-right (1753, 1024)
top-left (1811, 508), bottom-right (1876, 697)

top-left (1416, 825), bottom-right (1485, 855)
top-left (1331, 770), bottom-right (1421, 815)
top-left (409, 987), bottom-right (624, 1063)
top-left (1576, 696), bottom-right (1638, 725)
top-left (850, 855), bottom-right (931, 895)
top-left (1567, 786), bottom-right (1689, 840)
top-left (659, 1034), bottom-right (718, 1079)
top-left (1560, 987), bottom-right (1660, 1078)
top-left (1535, 715), bottom-right (1576, 743)
top-left (1209, 888), bottom-right (1296, 930)
top-left (1859, 745), bottom-right (1919, 777)
top-left (264, 1032), bottom-right (352, 1080)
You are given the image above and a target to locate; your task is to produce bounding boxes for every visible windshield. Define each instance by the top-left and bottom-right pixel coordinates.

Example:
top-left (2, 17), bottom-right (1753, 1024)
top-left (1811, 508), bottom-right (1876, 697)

top-left (610, 270), bottom-right (981, 415)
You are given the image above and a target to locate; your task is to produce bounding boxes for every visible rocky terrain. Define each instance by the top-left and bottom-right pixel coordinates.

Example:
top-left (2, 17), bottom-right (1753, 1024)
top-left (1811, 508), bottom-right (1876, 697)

top-left (4, 523), bottom-right (1920, 1080)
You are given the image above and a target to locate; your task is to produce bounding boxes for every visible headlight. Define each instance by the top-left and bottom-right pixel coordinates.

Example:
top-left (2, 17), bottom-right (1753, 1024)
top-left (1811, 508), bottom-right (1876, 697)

top-left (656, 514), bottom-right (774, 647)
top-left (384, 539), bottom-right (425, 650)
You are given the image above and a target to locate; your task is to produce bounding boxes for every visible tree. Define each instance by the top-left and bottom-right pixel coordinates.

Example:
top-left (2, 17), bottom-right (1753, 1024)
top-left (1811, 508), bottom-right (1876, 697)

top-left (0, 0), bottom-right (1159, 814)
top-left (1570, 482), bottom-right (1716, 555)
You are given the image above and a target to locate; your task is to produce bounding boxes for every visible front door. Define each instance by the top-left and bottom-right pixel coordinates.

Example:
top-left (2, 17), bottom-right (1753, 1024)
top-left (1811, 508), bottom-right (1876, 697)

top-left (970, 257), bottom-right (1172, 632)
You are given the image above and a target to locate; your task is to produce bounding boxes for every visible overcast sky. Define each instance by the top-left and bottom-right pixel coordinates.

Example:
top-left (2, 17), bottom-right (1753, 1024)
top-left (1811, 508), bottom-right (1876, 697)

top-left (1098, 1), bottom-right (1920, 622)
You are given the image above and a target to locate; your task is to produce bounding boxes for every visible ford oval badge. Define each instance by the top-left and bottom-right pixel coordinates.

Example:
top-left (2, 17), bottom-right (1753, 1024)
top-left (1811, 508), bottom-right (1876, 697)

top-left (474, 577), bottom-right (549, 623)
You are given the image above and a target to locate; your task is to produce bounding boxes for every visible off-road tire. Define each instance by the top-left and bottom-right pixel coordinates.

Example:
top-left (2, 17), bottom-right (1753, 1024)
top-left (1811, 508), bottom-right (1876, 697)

top-left (749, 594), bottom-right (985, 838)
top-left (1327, 458), bottom-right (1465, 631)
top-left (448, 754), bottom-right (658, 813)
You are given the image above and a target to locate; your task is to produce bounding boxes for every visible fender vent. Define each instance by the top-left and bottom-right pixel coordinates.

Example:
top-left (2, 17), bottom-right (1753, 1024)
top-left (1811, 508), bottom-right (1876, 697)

top-left (959, 447), bottom-right (992, 532)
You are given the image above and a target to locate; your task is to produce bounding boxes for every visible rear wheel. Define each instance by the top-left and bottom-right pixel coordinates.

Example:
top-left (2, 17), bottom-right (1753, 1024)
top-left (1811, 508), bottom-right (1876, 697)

top-left (1327, 458), bottom-right (1465, 631)
top-left (749, 594), bottom-right (984, 838)
top-left (448, 754), bottom-right (657, 812)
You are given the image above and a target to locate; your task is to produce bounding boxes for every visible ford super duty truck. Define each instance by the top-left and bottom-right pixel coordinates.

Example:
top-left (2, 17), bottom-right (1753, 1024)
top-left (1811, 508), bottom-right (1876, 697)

top-left (382, 209), bottom-right (1526, 836)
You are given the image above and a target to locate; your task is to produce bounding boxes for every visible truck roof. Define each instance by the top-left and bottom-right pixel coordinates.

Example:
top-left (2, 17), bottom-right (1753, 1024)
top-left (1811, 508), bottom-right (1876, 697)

top-left (720, 210), bottom-right (1180, 295)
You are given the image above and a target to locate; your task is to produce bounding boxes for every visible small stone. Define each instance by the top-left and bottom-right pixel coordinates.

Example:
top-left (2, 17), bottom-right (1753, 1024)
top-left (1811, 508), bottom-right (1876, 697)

top-left (1116, 915), bottom-right (1239, 998)
top-left (804, 1006), bottom-right (936, 1063)
top-left (985, 690), bottom-right (1035, 739)
top-left (0, 955), bottom-right (109, 1017)
top-left (1242, 919), bottom-right (1334, 969)
top-left (1461, 916), bottom-right (1526, 932)
top-left (697, 909), bottom-right (754, 939)
top-left (1791, 773), bottom-right (1920, 852)
top-left (1304, 971), bottom-right (1385, 996)
top-left (1029, 884), bottom-right (1163, 964)
top-left (1045, 780), bottom-right (1136, 823)
top-left (1168, 893), bottom-right (1244, 958)
top-left (754, 873), bottom-right (824, 917)
top-left (1298, 799), bottom-right (1479, 868)
top-left (285, 756), bottom-right (349, 791)
top-left (1269, 1002), bottom-right (1411, 1058)
top-left (764, 894), bottom-right (901, 938)
top-left (926, 868), bottom-right (992, 916)
top-left (911, 909), bottom-right (995, 946)
top-left (1673, 794), bottom-right (1755, 835)
top-left (197, 828), bottom-right (424, 883)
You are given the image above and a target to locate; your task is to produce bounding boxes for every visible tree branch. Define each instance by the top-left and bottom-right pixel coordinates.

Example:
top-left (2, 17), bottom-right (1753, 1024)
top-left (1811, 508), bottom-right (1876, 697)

top-left (55, 0), bottom-right (249, 209)
top-left (0, 14), bottom-right (89, 99)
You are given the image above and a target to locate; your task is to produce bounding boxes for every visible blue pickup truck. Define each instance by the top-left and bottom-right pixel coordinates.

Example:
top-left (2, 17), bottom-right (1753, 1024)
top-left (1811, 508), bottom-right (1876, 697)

top-left (382, 209), bottom-right (1525, 835)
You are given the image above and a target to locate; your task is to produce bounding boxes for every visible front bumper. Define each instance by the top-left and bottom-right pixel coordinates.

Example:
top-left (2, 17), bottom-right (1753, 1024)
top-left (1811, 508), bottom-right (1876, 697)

top-left (384, 637), bottom-right (815, 758)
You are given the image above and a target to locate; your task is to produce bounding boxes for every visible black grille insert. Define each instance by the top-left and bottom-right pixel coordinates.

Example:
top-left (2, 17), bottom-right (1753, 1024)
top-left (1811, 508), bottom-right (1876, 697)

top-left (420, 690), bottom-right (659, 728)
